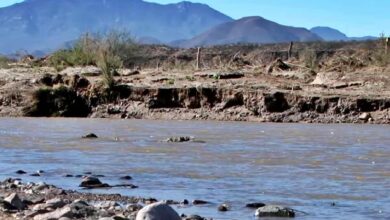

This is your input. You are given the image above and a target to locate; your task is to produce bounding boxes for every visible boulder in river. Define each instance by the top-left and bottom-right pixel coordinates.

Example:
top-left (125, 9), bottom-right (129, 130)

top-left (255, 205), bottom-right (295, 218)
top-left (136, 202), bottom-right (181, 220)
top-left (79, 176), bottom-right (109, 188)
top-left (82, 133), bottom-right (98, 139)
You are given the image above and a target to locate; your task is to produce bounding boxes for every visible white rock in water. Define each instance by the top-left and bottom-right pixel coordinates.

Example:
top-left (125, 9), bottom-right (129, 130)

top-left (255, 205), bottom-right (295, 218)
top-left (136, 202), bottom-right (181, 220)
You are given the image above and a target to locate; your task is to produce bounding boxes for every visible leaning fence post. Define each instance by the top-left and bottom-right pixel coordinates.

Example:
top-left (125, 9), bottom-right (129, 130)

top-left (196, 47), bottom-right (201, 70)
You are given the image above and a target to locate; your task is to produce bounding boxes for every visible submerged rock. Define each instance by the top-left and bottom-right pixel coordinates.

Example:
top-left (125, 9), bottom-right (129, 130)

top-left (192, 200), bottom-right (209, 205)
top-left (119, 175), bottom-right (132, 180)
top-left (136, 202), bottom-right (181, 220)
top-left (165, 136), bottom-right (192, 143)
top-left (218, 203), bottom-right (229, 212)
top-left (255, 205), bottom-right (295, 218)
top-left (246, 202), bottom-right (266, 209)
top-left (15, 170), bottom-right (27, 174)
top-left (82, 133), bottom-right (98, 139)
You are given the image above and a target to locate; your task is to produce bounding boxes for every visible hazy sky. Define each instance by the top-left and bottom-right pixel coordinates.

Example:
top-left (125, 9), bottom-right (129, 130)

top-left (1, 0), bottom-right (388, 37)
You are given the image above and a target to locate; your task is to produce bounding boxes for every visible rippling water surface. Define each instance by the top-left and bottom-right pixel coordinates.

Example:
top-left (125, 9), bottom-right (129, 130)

top-left (0, 118), bottom-right (389, 219)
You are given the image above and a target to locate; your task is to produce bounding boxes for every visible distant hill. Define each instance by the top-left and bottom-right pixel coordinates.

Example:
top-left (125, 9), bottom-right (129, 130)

top-left (310, 27), bottom-right (349, 41)
top-left (311, 26), bottom-right (377, 42)
top-left (178, 16), bottom-right (323, 48)
top-left (0, 0), bottom-right (232, 53)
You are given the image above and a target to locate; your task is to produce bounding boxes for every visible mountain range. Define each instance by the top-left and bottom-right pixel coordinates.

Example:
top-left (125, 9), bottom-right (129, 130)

top-left (178, 16), bottom-right (322, 48)
top-left (0, 0), bottom-right (377, 54)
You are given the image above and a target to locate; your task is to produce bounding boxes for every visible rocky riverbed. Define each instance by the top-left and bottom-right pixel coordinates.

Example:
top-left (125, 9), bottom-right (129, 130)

top-left (0, 176), bottom-right (296, 220)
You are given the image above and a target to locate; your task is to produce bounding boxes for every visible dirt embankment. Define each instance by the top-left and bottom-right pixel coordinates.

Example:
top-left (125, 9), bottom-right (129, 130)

top-left (0, 42), bottom-right (389, 124)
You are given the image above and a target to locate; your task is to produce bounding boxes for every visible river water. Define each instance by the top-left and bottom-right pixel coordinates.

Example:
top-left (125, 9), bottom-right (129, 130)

top-left (0, 118), bottom-right (389, 219)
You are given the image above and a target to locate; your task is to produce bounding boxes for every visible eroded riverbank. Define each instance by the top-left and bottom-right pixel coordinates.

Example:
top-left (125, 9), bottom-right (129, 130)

top-left (0, 66), bottom-right (389, 124)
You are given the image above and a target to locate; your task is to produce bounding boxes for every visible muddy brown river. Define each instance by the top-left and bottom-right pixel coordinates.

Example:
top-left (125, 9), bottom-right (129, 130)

top-left (0, 118), bottom-right (389, 219)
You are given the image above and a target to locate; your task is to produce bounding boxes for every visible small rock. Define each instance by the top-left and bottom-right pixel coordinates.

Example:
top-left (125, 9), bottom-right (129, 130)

top-left (136, 202), bottom-right (181, 220)
top-left (25, 197), bottom-right (45, 205)
top-left (46, 198), bottom-right (67, 209)
top-left (183, 215), bottom-right (206, 220)
top-left (246, 202), bottom-right (266, 209)
top-left (165, 136), bottom-right (192, 143)
top-left (32, 203), bottom-right (52, 212)
top-left (359, 113), bottom-right (372, 121)
top-left (126, 204), bottom-right (143, 212)
top-left (181, 199), bottom-right (189, 205)
top-left (44, 188), bottom-right (66, 196)
top-left (192, 200), bottom-right (209, 205)
top-left (120, 175), bottom-right (132, 180)
top-left (30, 173), bottom-right (41, 177)
top-left (255, 205), bottom-right (295, 218)
top-left (71, 199), bottom-right (89, 207)
top-left (63, 174), bottom-right (73, 178)
top-left (15, 170), bottom-right (27, 174)
top-left (33, 206), bottom-right (73, 220)
top-left (4, 193), bottom-right (26, 210)
top-left (162, 200), bottom-right (180, 205)
top-left (218, 203), bottom-right (229, 212)
top-left (82, 133), bottom-right (98, 139)
top-left (112, 216), bottom-right (128, 220)
top-left (95, 201), bottom-right (120, 209)
top-left (33, 182), bottom-right (49, 191)
top-left (0, 198), bottom-right (15, 211)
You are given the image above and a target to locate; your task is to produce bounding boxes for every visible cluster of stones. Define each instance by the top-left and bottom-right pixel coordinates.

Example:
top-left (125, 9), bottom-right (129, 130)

top-left (0, 177), bottom-right (296, 219)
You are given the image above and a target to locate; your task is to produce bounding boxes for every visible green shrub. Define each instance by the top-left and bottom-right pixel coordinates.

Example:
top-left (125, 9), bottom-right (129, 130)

top-left (49, 31), bottom-right (138, 71)
top-left (300, 49), bottom-right (319, 71)
top-left (374, 35), bottom-right (390, 67)
top-left (96, 48), bottom-right (122, 89)
top-left (0, 56), bottom-right (11, 68)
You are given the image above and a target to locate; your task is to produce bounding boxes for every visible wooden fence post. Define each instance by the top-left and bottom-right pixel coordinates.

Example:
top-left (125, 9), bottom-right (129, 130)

top-left (196, 47), bottom-right (201, 70)
top-left (288, 41), bottom-right (294, 59)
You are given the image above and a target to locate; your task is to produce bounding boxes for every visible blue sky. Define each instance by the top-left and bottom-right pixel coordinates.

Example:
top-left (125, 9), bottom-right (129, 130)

top-left (1, 0), bottom-right (388, 37)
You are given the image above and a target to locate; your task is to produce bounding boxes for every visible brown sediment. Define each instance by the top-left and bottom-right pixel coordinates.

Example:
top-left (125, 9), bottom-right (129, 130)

top-left (0, 42), bottom-right (389, 124)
